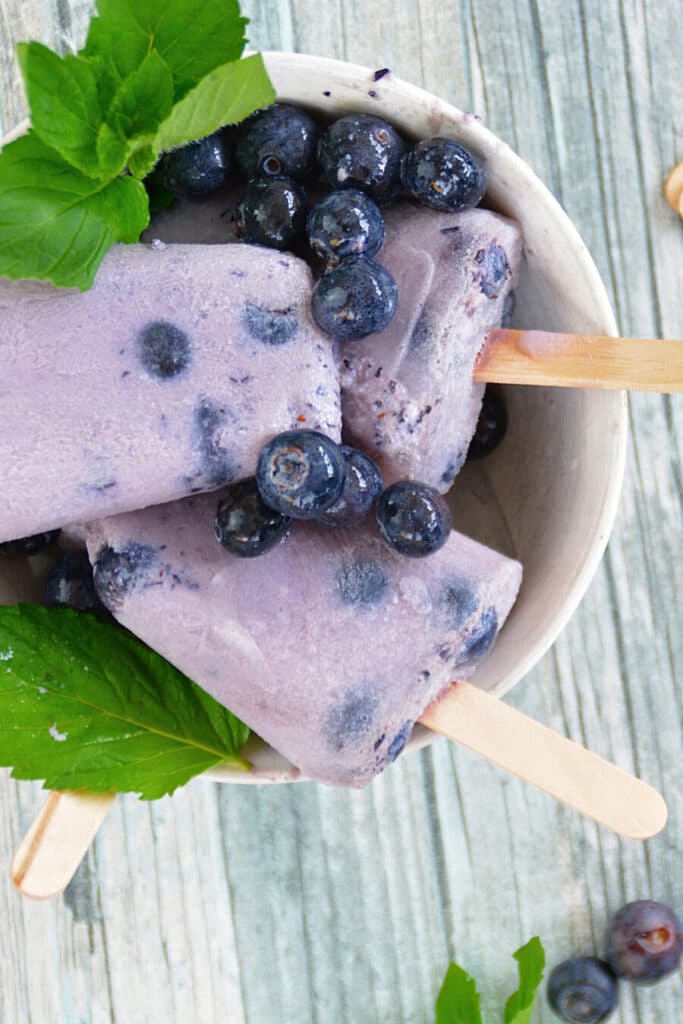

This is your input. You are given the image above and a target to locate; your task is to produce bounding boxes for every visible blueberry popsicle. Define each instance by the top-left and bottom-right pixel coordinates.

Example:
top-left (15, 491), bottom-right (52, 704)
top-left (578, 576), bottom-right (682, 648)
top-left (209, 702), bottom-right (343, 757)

top-left (340, 203), bottom-right (522, 491)
top-left (86, 496), bottom-right (522, 788)
top-left (0, 243), bottom-right (340, 543)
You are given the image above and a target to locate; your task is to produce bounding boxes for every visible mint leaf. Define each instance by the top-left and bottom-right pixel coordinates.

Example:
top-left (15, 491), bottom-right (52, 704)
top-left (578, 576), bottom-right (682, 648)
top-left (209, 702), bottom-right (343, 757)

top-left (84, 0), bottom-right (247, 98)
top-left (107, 50), bottom-right (174, 144)
top-left (435, 963), bottom-right (483, 1024)
top-left (0, 605), bottom-right (250, 799)
top-left (153, 52), bottom-right (275, 155)
top-left (504, 938), bottom-right (545, 1024)
top-left (17, 43), bottom-right (105, 178)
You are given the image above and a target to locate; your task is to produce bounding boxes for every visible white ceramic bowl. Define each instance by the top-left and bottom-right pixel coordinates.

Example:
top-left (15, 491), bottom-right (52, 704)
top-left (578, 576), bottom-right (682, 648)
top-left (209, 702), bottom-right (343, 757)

top-left (0, 53), bottom-right (627, 785)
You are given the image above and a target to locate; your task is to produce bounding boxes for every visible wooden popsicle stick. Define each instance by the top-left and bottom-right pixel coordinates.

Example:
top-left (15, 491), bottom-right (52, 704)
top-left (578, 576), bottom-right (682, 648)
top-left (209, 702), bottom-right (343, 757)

top-left (420, 682), bottom-right (667, 840)
top-left (11, 790), bottom-right (115, 900)
top-left (475, 328), bottom-right (683, 392)
top-left (665, 160), bottom-right (683, 217)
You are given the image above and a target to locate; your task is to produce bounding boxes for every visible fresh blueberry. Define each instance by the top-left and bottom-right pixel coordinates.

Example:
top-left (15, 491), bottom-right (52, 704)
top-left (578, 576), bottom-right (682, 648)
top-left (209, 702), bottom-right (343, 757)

top-left (377, 481), bottom-right (452, 558)
top-left (401, 138), bottom-right (487, 211)
top-left (324, 684), bottom-right (378, 751)
top-left (234, 176), bottom-right (308, 251)
top-left (136, 320), bottom-right (191, 379)
top-left (307, 189), bottom-right (385, 265)
top-left (244, 303), bottom-right (298, 346)
top-left (45, 551), bottom-right (109, 617)
top-left (93, 543), bottom-right (157, 611)
top-left (0, 530), bottom-right (61, 556)
top-left (318, 113), bottom-right (406, 204)
top-left (256, 430), bottom-right (346, 519)
top-left (161, 132), bottom-right (230, 200)
top-left (547, 958), bottom-right (618, 1023)
top-left (311, 257), bottom-right (397, 340)
top-left (334, 559), bottom-right (389, 608)
top-left (317, 446), bottom-right (383, 526)
top-left (606, 900), bottom-right (683, 984)
top-left (456, 606), bottom-right (498, 666)
top-left (214, 478), bottom-right (292, 558)
top-left (236, 103), bottom-right (321, 183)
top-left (467, 386), bottom-right (508, 460)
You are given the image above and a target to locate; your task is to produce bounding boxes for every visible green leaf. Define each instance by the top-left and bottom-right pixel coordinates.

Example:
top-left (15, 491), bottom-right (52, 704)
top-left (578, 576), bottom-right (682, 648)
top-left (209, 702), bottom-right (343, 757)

top-left (0, 605), bottom-right (251, 799)
top-left (0, 133), bottom-right (149, 290)
top-left (95, 122), bottom-right (129, 177)
top-left (504, 938), bottom-right (546, 1024)
top-left (153, 52), bottom-right (275, 155)
top-left (17, 42), bottom-right (105, 178)
top-left (128, 145), bottom-right (158, 180)
top-left (107, 50), bottom-right (174, 142)
top-left (435, 963), bottom-right (483, 1024)
top-left (145, 165), bottom-right (175, 211)
top-left (83, 0), bottom-right (248, 98)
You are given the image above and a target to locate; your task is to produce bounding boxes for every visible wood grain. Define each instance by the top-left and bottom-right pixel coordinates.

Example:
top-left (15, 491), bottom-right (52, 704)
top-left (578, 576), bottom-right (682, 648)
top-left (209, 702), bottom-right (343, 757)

top-left (0, 1), bottom-right (682, 1022)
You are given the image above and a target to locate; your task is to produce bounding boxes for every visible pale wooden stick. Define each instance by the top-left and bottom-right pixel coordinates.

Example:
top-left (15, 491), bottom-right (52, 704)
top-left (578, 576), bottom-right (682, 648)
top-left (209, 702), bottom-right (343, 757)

top-left (420, 682), bottom-right (667, 840)
top-left (12, 790), bottom-right (115, 900)
top-left (475, 329), bottom-right (683, 392)
top-left (665, 160), bottom-right (683, 217)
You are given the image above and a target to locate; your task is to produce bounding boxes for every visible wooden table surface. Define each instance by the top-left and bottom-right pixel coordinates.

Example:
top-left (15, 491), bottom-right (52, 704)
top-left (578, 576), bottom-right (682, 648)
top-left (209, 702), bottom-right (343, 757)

top-left (1, 2), bottom-right (682, 1022)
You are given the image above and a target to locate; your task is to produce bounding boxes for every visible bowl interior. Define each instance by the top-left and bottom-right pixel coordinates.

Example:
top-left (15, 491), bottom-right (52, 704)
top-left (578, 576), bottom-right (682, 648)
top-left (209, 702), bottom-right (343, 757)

top-left (0, 54), bottom-right (627, 785)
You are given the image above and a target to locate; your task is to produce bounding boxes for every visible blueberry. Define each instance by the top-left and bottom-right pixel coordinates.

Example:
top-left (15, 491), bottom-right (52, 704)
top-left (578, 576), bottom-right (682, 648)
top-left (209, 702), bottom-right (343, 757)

top-left (334, 560), bottom-right (389, 608)
top-left (606, 900), bottom-right (683, 984)
top-left (387, 720), bottom-right (413, 761)
top-left (0, 530), bottom-right (61, 556)
top-left (307, 189), bottom-right (385, 265)
top-left (377, 481), bottom-right (452, 558)
top-left (324, 685), bottom-right (378, 751)
top-left (311, 257), bottom-right (397, 341)
top-left (501, 290), bottom-right (516, 328)
top-left (467, 386), bottom-right (508, 460)
top-left (189, 397), bottom-right (239, 490)
top-left (244, 303), bottom-right (298, 346)
top-left (455, 606), bottom-right (498, 666)
top-left (441, 579), bottom-right (480, 632)
top-left (474, 243), bottom-right (510, 299)
top-left (214, 478), bottom-right (292, 558)
top-left (256, 430), bottom-right (346, 519)
top-left (401, 138), bottom-right (487, 211)
top-left (45, 551), bottom-right (109, 617)
top-left (318, 113), bottom-right (406, 204)
top-left (547, 958), bottom-right (618, 1023)
top-left (93, 543), bottom-right (157, 611)
top-left (136, 320), bottom-right (191, 379)
top-left (234, 176), bottom-right (308, 251)
top-left (161, 132), bottom-right (230, 200)
top-left (317, 446), bottom-right (383, 526)
top-left (236, 103), bottom-right (321, 183)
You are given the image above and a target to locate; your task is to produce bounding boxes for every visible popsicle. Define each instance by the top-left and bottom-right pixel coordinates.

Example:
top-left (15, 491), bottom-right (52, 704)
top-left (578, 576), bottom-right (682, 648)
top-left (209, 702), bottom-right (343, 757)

top-left (85, 494), bottom-right (522, 788)
top-left (0, 243), bottom-right (341, 544)
top-left (340, 202), bottom-right (522, 491)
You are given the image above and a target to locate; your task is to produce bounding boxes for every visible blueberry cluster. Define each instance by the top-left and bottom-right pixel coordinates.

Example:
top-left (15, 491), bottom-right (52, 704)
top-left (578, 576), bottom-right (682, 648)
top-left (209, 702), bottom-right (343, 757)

top-left (157, 103), bottom-right (488, 344)
top-left (213, 430), bottom-right (450, 559)
top-left (547, 900), bottom-right (683, 1023)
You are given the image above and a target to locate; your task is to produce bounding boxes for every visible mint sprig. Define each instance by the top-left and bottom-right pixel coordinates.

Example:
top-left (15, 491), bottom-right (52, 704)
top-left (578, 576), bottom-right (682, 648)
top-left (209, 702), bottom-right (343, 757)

top-left (0, 0), bottom-right (275, 290)
top-left (0, 604), bottom-right (250, 799)
top-left (435, 938), bottom-right (545, 1024)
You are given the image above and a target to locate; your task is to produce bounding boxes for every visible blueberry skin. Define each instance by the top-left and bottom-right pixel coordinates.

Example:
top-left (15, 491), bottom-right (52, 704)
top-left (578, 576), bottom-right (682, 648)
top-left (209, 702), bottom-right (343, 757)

top-left (93, 543), bottom-right (157, 611)
top-left (307, 189), bottom-right (385, 265)
top-left (606, 900), bottom-right (683, 984)
top-left (401, 138), bottom-right (487, 211)
top-left (547, 958), bottom-right (618, 1023)
top-left (377, 481), bottom-right (452, 558)
top-left (456, 606), bottom-right (498, 665)
top-left (311, 257), bottom-right (398, 341)
top-left (161, 132), bottom-right (230, 200)
top-left (45, 551), bottom-right (109, 618)
top-left (215, 478), bottom-right (292, 558)
top-left (136, 320), bottom-right (191, 379)
top-left (236, 103), bottom-right (321, 183)
top-left (234, 176), bottom-right (308, 251)
top-left (256, 430), bottom-right (346, 519)
top-left (334, 559), bottom-right (389, 608)
top-left (0, 530), bottom-right (61, 556)
top-left (318, 114), bottom-right (406, 204)
top-left (467, 386), bottom-right (508, 460)
top-left (317, 446), bottom-right (383, 526)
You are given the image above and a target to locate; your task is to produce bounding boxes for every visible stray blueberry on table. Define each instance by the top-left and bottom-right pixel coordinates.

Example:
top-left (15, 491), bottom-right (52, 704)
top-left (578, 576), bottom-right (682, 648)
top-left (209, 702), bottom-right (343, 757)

top-left (136, 320), bottom-right (191, 379)
top-left (311, 256), bottom-right (397, 340)
top-left (307, 189), bottom-right (385, 265)
top-left (318, 113), bottom-right (406, 204)
top-left (377, 481), bottom-right (452, 558)
top-left (605, 900), bottom-right (683, 984)
top-left (0, 530), bottom-right (61, 556)
top-left (317, 446), bottom-right (383, 526)
top-left (467, 386), bottom-right (508, 460)
top-left (45, 550), bottom-right (109, 617)
top-left (401, 137), bottom-right (487, 211)
top-left (234, 176), bottom-right (308, 251)
top-left (161, 132), bottom-right (230, 199)
top-left (236, 103), bottom-right (321, 183)
top-left (256, 430), bottom-right (346, 519)
top-left (547, 957), bottom-right (618, 1024)
top-left (215, 478), bottom-right (292, 558)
